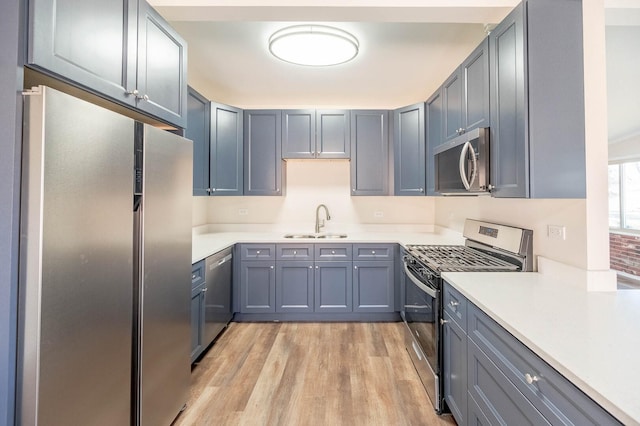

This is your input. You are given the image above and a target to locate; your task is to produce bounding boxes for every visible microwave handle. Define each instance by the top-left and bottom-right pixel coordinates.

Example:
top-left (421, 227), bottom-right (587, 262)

top-left (459, 141), bottom-right (478, 190)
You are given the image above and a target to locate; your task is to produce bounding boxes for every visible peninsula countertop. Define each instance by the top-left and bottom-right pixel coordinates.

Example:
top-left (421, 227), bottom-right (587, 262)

top-left (443, 271), bottom-right (640, 426)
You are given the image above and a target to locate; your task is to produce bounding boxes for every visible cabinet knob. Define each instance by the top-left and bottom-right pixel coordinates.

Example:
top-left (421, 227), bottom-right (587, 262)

top-left (524, 373), bottom-right (540, 385)
top-left (270, 265), bottom-right (274, 269)
top-left (419, 188), bottom-right (424, 193)
top-left (450, 300), bottom-right (459, 307)
top-left (192, 274), bottom-right (196, 279)
top-left (316, 265), bottom-right (319, 269)
top-left (354, 266), bottom-right (358, 270)
top-left (125, 89), bottom-right (139, 96)
top-left (142, 94), bottom-right (150, 102)
top-left (309, 266), bottom-right (313, 269)
top-left (440, 318), bottom-right (448, 325)
top-left (331, 250), bottom-right (335, 254)
top-left (352, 189), bottom-right (356, 193)
top-left (371, 251), bottom-right (376, 254)
top-left (293, 251), bottom-right (297, 255)
top-left (256, 250), bottom-right (260, 254)
top-left (201, 288), bottom-right (207, 293)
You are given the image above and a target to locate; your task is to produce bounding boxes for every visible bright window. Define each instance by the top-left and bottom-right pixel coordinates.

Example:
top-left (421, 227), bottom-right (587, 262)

top-left (609, 161), bottom-right (640, 231)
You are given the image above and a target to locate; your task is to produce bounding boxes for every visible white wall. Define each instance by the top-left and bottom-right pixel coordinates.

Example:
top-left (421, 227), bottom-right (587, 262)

top-left (193, 160), bottom-right (435, 231)
top-left (434, 197), bottom-right (587, 270)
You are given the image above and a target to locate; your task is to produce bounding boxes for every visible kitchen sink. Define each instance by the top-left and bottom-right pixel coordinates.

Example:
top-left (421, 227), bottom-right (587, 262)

top-left (283, 233), bottom-right (347, 239)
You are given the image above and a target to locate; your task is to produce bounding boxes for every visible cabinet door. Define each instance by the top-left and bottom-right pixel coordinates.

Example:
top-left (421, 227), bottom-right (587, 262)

top-left (276, 261), bottom-right (314, 313)
top-left (463, 37), bottom-right (490, 132)
top-left (314, 262), bottom-right (352, 313)
top-left (27, 0), bottom-right (138, 107)
top-left (425, 89), bottom-right (443, 196)
top-left (240, 261), bottom-right (276, 313)
top-left (352, 261), bottom-right (394, 312)
top-left (211, 102), bottom-right (243, 195)
top-left (468, 340), bottom-right (548, 425)
top-left (443, 312), bottom-right (467, 426)
top-left (190, 286), bottom-right (205, 363)
top-left (317, 110), bottom-right (350, 159)
top-left (489, 3), bottom-right (528, 198)
top-left (393, 103), bottom-right (425, 196)
top-left (136, 0), bottom-right (187, 128)
top-left (350, 110), bottom-right (389, 196)
top-left (187, 87), bottom-right (211, 196)
top-left (282, 109), bottom-right (315, 159)
top-left (442, 69), bottom-right (463, 142)
top-left (244, 110), bottom-right (283, 195)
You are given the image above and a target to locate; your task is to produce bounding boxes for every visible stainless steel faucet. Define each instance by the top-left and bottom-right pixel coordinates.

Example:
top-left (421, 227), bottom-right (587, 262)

top-left (315, 204), bottom-right (331, 234)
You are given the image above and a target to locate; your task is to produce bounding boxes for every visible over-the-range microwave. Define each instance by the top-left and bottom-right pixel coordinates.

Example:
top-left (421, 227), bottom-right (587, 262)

top-left (434, 127), bottom-right (490, 195)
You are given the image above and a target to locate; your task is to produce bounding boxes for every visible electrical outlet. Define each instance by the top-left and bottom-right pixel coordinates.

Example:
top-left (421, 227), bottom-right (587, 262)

top-left (374, 211), bottom-right (384, 218)
top-left (548, 225), bottom-right (566, 240)
top-left (238, 208), bottom-right (248, 216)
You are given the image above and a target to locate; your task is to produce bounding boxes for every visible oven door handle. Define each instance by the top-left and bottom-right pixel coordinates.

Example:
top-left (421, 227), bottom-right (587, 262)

top-left (403, 262), bottom-right (437, 298)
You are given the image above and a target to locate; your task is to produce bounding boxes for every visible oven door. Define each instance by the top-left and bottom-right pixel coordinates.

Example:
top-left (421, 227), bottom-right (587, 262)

top-left (402, 262), bottom-right (443, 413)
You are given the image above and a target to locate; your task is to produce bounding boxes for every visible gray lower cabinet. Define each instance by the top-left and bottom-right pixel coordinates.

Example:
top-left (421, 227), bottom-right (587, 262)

top-left (276, 261), bottom-right (314, 313)
top-left (350, 110), bottom-right (390, 196)
top-left (393, 103), bottom-right (426, 196)
top-left (315, 261), bottom-right (353, 313)
top-left (191, 261), bottom-right (206, 362)
top-left (27, 0), bottom-right (187, 128)
top-left (244, 110), bottom-right (283, 196)
top-left (443, 284), bottom-right (468, 425)
top-left (489, 0), bottom-right (586, 198)
top-left (240, 261), bottom-right (276, 313)
top-left (442, 281), bottom-right (623, 426)
top-left (352, 261), bottom-right (394, 312)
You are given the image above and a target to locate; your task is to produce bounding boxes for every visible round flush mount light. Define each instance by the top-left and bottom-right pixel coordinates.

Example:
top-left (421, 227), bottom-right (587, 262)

top-left (268, 25), bottom-right (359, 67)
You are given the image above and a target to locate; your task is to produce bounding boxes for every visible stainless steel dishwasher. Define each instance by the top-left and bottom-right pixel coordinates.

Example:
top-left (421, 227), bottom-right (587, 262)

top-left (203, 247), bottom-right (233, 347)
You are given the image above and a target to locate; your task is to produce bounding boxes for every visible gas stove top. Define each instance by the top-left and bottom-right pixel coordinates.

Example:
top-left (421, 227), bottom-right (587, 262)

top-left (405, 244), bottom-right (520, 274)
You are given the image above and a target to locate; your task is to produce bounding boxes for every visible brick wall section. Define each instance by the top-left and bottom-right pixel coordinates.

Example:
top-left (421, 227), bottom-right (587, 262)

top-left (610, 233), bottom-right (640, 276)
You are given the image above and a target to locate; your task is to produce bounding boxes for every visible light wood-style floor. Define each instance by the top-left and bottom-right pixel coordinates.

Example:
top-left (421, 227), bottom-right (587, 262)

top-left (173, 322), bottom-right (456, 426)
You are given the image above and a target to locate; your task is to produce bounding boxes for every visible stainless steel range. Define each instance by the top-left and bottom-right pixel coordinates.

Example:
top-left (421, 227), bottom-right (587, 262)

top-left (401, 219), bottom-right (533, 414)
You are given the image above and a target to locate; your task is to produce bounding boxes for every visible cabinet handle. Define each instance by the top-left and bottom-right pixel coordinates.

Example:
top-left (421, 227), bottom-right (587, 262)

top-left (524, 373), bottom-right (540, 385)
top-left (450, 300), bottom-right (459, 307)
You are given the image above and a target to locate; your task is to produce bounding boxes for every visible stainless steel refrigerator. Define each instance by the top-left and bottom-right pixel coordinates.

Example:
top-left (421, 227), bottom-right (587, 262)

top-left (18, 86), bottom-right (192, 425)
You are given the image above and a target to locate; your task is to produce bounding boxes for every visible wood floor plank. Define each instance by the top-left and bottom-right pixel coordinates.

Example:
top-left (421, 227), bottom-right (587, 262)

top-left (173, 322), bottom-right (456, 426)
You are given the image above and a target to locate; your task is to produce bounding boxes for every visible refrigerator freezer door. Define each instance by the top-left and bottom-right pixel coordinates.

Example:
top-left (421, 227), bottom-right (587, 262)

top-left (138, 124), bottom-right (192, 425)
top-left (19, 86), bottom-right (135, 425)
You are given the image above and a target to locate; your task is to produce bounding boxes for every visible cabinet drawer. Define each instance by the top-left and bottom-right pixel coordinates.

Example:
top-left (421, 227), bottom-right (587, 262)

top-left (468, 303), bottom-right (622, 426)
top-left (353, 243), bottom-right (395, 260)
top-left (192, 260), bottom-right (205, 288)
top-left (276, 244), bottom-right (314, 261)
top-left (443, 282), bottom-right (467, 331)
top-left (239, 244), bottom-right (276, 261)
top-left (315, 244), bottom-right (352, 260)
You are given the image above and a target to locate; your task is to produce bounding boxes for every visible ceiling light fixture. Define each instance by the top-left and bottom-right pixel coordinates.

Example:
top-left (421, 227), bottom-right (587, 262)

top-left (268, 25), bottom-right (359, 67)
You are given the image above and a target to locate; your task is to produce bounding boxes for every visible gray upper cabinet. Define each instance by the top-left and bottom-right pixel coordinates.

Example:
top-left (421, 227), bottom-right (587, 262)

top-left (244, 110), bottom-right (284, 196)
top-left (442, 37), bottom-right (489, 143)
top-left (187, 87), bottom-right (210, 196)
top-left (282, 110), bottom-right (316, 159)
top-left (462, 37), bottom-right (490, 132)
top-left (317, 110), bottom-right (350, 159)
top-left (282, 109), bottom-right (350, 159)
top-left (350, 110), bottom-right (390, 196)
top-left (136, 1), bottom-right (187, 128)
top-left (442, 70), bottom-right (463, 142)
top-left (27, 0), bottom-right (187, 128)
top-left (393, 103), bottom-right (426, 196)
top-left (211, 102), bottom-right (243, 195)
top-left (425, 89), bottom-right (443, 196)
top-left (490, 0), bottom-right (586, 198)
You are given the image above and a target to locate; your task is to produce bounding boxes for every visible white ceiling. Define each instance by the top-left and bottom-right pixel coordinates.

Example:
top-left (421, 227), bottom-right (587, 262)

top-left (150, 0), bottom-right (640, 140)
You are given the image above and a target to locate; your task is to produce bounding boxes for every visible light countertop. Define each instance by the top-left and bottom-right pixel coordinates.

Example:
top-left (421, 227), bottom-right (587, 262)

top-left (192, 228), bottom-right (464, 264)
top-left (442, 271), bottom-right (640, 426)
